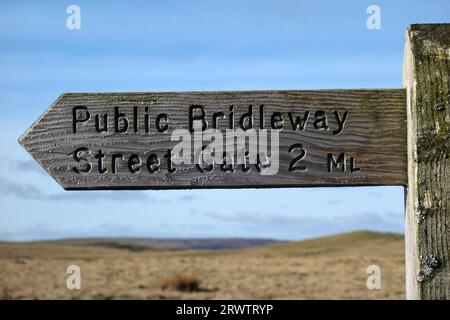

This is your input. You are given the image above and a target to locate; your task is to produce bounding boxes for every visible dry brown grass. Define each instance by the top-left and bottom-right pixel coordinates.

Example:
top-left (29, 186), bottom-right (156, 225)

top-left (0, 231), bottom-right (405, 299)
top-left (155, 274), bottom-right (201, 292)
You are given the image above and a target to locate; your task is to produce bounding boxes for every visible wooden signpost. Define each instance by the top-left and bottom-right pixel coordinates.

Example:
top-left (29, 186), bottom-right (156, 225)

top-left (19, 24), bottom-right (450, 299)
top-left (19, 90), bottom-right (407, 190)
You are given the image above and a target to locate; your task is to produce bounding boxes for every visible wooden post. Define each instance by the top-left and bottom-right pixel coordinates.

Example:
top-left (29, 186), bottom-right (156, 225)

top-left (403, 24), bottom-right (450, 299)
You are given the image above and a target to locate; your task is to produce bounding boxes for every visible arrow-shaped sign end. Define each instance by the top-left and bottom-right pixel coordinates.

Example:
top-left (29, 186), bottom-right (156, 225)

top-left (18, 94), bottom-right (70, 190)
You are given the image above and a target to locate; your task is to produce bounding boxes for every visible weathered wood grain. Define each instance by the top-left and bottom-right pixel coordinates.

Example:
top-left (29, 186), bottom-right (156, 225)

top-left (403, 24), bottom-right (450, 300)
top-left (19, 89), bottom-right (407, 190)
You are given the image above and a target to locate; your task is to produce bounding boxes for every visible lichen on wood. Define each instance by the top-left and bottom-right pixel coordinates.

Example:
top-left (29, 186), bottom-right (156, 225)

top-left (403, 23), bottom-right (450, 300)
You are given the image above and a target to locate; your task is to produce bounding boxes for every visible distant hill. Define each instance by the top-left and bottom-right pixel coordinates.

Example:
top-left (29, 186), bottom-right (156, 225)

top-left (29, 237), bottom-right (285, 251)
top-left (265, 230), bottom-right (403, 252)
top-left (0, 231), bottom-right (403, 252)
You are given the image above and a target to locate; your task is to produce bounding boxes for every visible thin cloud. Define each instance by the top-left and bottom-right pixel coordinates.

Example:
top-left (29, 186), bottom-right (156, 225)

top-left (370, 191), bottom-right (383, 198)
top-left (47, 191), bottom-right (152, 203)
top-left (0, 223), bottom-right (137, 242)
top-left (206, 209), bottom-right (403, 237)
top-left (0, 176), bottom-right (154, 203)
top-left (326, 199), bottom-right (342, 205)
top-left (9, 159), bottom-right (47, 175)
top-left (178, 194), bottom-right (199, 202)
top-left (0, 176), bottom-right (42, 199)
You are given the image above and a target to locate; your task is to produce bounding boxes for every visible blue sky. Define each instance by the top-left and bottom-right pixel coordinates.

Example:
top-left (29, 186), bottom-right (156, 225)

top-left (0, 0), bottom-right (448, 241)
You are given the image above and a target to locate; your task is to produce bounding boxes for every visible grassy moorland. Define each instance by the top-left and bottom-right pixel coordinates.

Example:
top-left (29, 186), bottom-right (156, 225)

top-left (0, 231), bottom-right (405, 299)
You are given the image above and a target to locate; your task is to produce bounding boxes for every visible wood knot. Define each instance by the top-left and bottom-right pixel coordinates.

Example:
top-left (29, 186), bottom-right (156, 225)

top-left (417, 131), bottom-right (450, 162)
top-left (434, 103), bottom-right (445, 111)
